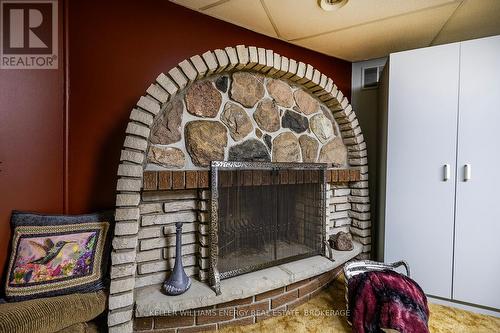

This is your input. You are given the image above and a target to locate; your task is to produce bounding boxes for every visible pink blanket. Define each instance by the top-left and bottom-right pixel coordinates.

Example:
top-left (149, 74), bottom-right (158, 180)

top-left (347, 270), bottom-right (429, 333)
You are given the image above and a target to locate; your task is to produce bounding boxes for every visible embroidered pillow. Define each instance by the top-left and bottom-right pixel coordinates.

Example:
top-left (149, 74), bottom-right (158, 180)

top-left (5, 211), bottom-right (112, 301)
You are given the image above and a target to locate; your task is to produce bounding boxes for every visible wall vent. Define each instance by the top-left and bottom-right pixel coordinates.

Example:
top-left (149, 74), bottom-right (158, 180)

top-left (362, 66), bottom-right (383, 89)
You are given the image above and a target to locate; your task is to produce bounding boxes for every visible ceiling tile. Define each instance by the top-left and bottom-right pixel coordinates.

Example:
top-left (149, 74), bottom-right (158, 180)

top-left (295, 2), bottom-right (460, 61)
top-left (264, 0), bottom-right (458, 40)
top-left (170, 0), bottom-right (222, 10)
top-left (432, 0), bottom-right (500, 45)
top-left (203, 0), bottom-right (278, 37)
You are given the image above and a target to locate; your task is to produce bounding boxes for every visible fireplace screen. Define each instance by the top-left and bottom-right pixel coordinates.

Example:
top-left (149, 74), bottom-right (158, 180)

top-left (209, 162), bottom-right (326, 286)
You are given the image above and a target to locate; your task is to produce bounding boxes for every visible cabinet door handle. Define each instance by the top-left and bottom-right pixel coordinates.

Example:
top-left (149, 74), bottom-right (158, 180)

top-left (464, 164), bottom-right (471, 181)
top-left (443, 164), bottom-right (450, 181)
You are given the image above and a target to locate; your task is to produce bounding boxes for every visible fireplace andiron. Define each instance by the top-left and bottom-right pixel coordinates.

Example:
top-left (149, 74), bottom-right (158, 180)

top-left (163, 222), bottom-right (191, 295)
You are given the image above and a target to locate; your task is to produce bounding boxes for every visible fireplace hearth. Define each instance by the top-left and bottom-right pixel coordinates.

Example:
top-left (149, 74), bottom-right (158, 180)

top-left (209, 162), bottom-right (327, 294)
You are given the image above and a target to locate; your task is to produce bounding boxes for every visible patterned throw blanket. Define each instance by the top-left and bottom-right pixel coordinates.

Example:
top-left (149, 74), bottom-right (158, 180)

top-left (347, 270), bottom-right (430, 333)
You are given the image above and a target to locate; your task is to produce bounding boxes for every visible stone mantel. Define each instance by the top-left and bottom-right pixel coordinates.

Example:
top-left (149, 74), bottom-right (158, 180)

top-left (135, 241), bottom-right (362, 317)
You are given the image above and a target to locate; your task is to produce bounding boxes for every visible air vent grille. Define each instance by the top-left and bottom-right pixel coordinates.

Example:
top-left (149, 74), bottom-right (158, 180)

top-left (362, 66), bottom-right (383, 89)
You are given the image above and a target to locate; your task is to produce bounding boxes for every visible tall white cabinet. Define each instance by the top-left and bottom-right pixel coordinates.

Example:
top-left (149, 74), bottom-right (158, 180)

top-left (380, 35), bottom-right (500, 311)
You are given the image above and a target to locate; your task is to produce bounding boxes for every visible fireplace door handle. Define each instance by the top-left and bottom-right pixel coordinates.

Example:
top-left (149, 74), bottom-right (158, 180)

top-left (464, 164), bottom-right (471, 181)
top-left (443, 164), bottom-right (450, 181)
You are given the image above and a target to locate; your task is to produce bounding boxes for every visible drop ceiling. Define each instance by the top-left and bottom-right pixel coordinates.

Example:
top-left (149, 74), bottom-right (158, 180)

top-left (170, 0), bottom-right (500, 62)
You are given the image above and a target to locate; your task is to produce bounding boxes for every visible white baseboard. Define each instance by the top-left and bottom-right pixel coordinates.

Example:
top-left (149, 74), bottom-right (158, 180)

top-left (427, 296), bottom-right (500, 318)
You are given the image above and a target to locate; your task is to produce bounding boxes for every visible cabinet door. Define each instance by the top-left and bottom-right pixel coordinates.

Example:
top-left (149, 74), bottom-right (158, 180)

top-left (384, 43), bottom-right (460, 298)
top-left (453, 35), bottom-right (500, 309)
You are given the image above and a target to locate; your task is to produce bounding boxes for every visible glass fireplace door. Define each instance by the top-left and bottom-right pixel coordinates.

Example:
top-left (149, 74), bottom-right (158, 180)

top-left (211, 162), bottom-right (326, 280)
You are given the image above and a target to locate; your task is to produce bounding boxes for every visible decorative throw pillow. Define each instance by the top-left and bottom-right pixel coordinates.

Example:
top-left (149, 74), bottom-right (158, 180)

top-left (4, 211), bottom-right (113, 302)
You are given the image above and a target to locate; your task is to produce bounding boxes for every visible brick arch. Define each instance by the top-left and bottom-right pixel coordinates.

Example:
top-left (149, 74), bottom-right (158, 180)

top-left (108, 45), bottom-right (370, 333)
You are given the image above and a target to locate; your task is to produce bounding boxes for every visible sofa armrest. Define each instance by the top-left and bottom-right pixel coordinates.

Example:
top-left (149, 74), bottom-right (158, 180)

top-left (0, 291), bottom-right (106, 333)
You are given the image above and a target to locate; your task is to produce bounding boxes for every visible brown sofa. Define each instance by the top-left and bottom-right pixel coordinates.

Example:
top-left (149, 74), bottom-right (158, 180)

top-left (0, 291), bottom-right (106, 333)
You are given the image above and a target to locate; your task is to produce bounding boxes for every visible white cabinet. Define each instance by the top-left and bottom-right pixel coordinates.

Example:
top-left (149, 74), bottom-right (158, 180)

top-left (383, 43), bottom-right (459, 299)
top-left (381, 35), bottom-right (500, 310)
top-left (453, 37), bottom-right (500, 310)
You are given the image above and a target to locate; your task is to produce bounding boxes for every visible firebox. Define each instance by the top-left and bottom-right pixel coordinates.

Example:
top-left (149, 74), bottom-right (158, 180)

top-left (209, 161), bottom-right (327, 294)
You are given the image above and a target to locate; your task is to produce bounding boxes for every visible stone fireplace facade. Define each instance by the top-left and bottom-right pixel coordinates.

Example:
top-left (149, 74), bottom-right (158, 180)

top-left (108, 46), bottom-right (371, 333)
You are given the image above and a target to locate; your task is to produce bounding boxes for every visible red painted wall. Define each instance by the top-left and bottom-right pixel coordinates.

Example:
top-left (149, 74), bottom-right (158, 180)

top-left (0, 1), bottom-right (66, 279)
top-left (67, 0), bottom-right (351, 214)
top-left (0, 0), bottom-right (351, 277)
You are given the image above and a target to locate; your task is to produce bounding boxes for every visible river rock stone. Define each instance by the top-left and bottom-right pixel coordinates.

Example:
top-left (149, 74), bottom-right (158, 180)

top-left (294, 89), bottom-right (319, 115)
top-left (282, 110), bottom-right (309, 134)
top-left (215, 76), bottom-right (228, 92)
top-left (329, 231), bottom-right (353, 251)
top-left (253, 98), bottom-right (280, 133)
top-left (264, 134), bottom-right (272, 151)
top-left (147, 146), bottom-right (186, 169)
top-left (230, 72), bottom-right (265, 108)
top-left (150, 98), bottom-right (183, 144)
top-left (220, 102), bottom-right (253, 141)
top-left (185, 121), bottom-right (228, 167)
top-left (321, 105), bottom-right (339, 136)
top-left (228, 139), bottom-right (270, 162)
top-left (255, 128), bottom-right (263, 138)
top-left (266, 78), bottom-right (294, 107)
top-left (321, 105), bottom-right (334, 123)
top-left (318, 137), bottom-right (347, 167)
top-left (310, 114), bottom-right (334, 143)
top-left (272, 132), bottom-right (301, 162)
top-left (298, 135), bottom-right (319, 163)
top-left (185, 81), bottom-right (222, 118)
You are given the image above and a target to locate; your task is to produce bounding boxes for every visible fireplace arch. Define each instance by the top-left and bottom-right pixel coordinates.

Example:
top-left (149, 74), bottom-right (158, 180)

top-left (108, 46), bottom-right (371, 332)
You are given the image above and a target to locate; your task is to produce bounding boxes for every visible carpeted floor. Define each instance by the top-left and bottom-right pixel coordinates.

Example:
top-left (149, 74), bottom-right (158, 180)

top-left (218, 274), bottom-right (500, 333)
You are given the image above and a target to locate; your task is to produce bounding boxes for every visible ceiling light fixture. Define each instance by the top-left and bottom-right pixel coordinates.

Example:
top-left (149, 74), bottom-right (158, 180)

top-left (318, 0), bottom-right (348, 11)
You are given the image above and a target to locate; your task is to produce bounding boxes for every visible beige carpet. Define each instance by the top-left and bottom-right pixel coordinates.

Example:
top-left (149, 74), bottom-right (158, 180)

top-left (219, 275), bottom-right (500, 333)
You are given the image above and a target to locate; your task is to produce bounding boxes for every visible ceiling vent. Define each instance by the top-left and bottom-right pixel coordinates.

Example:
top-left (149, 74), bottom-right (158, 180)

top-left (319, 0), bottom-right (349, 11)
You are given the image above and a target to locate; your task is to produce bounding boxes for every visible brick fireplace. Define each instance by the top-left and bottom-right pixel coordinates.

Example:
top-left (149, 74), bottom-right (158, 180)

top-left (108, 46), bottom-right (371, 333)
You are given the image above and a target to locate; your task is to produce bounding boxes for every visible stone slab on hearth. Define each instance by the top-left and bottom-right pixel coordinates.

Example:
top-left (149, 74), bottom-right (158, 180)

top-left (135, 241), bottom-right (362, 317)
